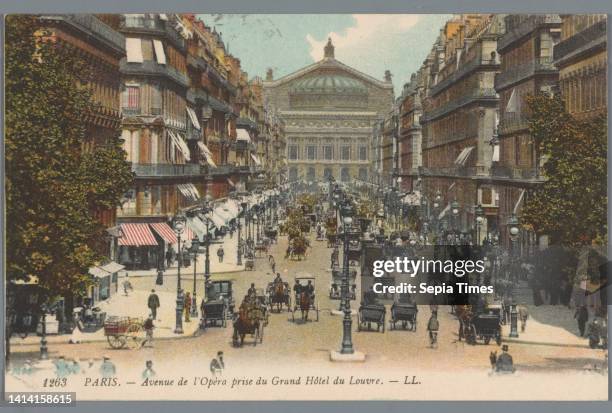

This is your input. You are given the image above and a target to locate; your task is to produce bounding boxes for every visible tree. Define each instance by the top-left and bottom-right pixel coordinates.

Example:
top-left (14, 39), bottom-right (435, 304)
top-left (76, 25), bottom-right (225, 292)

top-left (5, 16), bottom-right (133, 300)
top-left (521, 92), bottom-right (607, 247)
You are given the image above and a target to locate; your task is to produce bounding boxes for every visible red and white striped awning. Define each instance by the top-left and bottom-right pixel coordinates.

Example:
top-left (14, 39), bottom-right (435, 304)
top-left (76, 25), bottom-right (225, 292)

top-left (149, 222), bottom-right (178, 244)
top-left (118, 223), bottom-right (158, 246)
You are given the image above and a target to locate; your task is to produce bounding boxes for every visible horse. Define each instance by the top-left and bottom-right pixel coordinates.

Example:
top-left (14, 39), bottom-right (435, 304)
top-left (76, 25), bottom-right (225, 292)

top-left (298, 291), bottom-right (312, 322)
top-left (454, 305), bottom-right (475, 343)
top-left (232, 304), bottom-right (261, 347)
top-left (269, 282), bottom-right (290, 313)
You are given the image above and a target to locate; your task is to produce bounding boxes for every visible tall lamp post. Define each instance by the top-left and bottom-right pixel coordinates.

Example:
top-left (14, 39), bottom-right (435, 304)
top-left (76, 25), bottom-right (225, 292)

top-left (433, 190), bottom-right (442, 235)
top-left (475, 204), bottom-right (485, 246)
top-left (451, 199), bottom-right (460, 243)
top-left (190, 236), bottom-right (200, 318)
top-left (172, 212), bottom-right (187, 334)
top-left (507, 213), bottom-right (520, 338)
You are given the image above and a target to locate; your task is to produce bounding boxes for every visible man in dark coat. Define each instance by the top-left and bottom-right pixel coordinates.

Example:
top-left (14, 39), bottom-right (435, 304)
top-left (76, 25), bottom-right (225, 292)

top-left (574, 305), bottom-right (589, 337)
top-left (495, 345), bottom-right (515, 373)
top-left (148, 289), bottom-right (160, 320)
top-left (217, 246), bottom-right (224, 263)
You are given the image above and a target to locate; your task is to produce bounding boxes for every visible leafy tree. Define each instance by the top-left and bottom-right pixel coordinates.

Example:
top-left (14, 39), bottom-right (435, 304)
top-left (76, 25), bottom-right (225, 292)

top-left (5, 16), bottom-right (133, 300)
top-left (521, 92), bottom-right (607, 247)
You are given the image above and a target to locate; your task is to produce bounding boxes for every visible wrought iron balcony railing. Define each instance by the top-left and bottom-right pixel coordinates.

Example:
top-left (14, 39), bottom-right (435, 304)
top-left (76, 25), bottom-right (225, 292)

top-left (132, 163), bottom-right (203, 177)
top-left (554, 19), bottom-right (607, 63)
top-left (494, 57), bottom-right (557, 91)
top-left (421, 88), bottom-right (498, 123)
top-left (498, 15), bottom-right (561, 52)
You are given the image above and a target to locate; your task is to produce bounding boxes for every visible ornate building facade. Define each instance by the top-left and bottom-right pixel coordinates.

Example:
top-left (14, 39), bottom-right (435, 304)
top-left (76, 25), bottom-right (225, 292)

top-left (263, 39), bottom-right (394, 183)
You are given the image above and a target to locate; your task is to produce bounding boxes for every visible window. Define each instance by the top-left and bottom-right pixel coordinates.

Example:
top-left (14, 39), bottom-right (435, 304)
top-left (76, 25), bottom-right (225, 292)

top-left (358, 168), bottom-right (367, 181)
top-left (323, 168), bottom-right (333, 180)
top-left (341, 146), bottom-right (351, 161)
top-left (359, 146), bottom-right (367, 161)
top-left (307, 167), bottom-right (315, 181)
top-left (306, 145), bottom-right (317, 160)
top-left (341, 167), bottom-right (350, 182)
top-left (323, 145), bottom-right (333, 160)
top-left (122, 85), bottom-right (140, 112)
top-left (288, 145), bottom-right (298, 160)
top-left (289, 167), bottom-right (298, 181)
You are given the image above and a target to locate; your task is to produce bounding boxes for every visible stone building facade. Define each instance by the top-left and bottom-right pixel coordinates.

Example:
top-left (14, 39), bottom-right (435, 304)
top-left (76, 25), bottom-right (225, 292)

top-left (263, 39), bottom-right (394, 184)
top-left (420, 15), bottom-right (504, 238)
top-left (494, 14), bottom-right (561, 249)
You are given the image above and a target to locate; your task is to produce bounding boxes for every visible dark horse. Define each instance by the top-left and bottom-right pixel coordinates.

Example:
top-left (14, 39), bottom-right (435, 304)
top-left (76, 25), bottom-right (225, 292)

top-left (455, 305), bottom-right (475, 344)
top-left (297, 291), bottom-right (312, 322)
top-left (232, 305), bottom-right (261, 347)
top-left (270, 282), bottom-right (290, 313)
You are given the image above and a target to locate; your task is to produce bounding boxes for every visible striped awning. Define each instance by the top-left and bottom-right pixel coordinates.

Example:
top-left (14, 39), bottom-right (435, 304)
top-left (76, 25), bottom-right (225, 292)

top-left (227, 178), bottom-right (235, 187)
top-left (168, 130), bottom-right (191, 161)
top-left (118, 223), bottom-right (158, 246)
top-left (177, 183), bottom-right (200, 202)
top-left (149, 222), bottom-right (178, 244)
top-left (197, 142), bottom-right (217, 168)
top-left (236, 128), bottom-right (251, 142)
top-left (251, 154), bottom-right (261, 166)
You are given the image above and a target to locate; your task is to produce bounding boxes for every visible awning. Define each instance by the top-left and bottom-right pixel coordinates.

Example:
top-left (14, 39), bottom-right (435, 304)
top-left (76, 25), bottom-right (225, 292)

top-left (149, 222), bottom-right (178, 244)
top-left (438, 204), bottom-right (451, 220)
top-left (100, 261), bottom-right (125, 273)
top-left (454, 146), bottom-right (475, 166)
top-left (88, 266), bottom-right (110, 279)
top-left (118, 223), bottom-right (158, 246)
top-left (187, 216), bottom-right (206, 239)
top-left (197, 142), bottom-right (217, 167)
top-left (250, 154), bottom-right (261, 166)
top-left (153, 39), bottom-right (166, 65)
top-left (125, 37), bottom-right (143, 63)
top-left (214, 207), bottom-right (233, 221)
top-left (227, 178), bottom-right (235, 187)
top-left (236, 128), bottom-right (251, 142)
top-left (513, 189), bottom-right (526, 214)
top-left (177, 183), bottom-right (200, 202)
top-left (492, 145), bottom-right (500, 162)
top-left (207, 213), bottom-right (227, 229)
top-left (159, 13), bottom-right (168, 20)
top-left (186, 107), bottom-right (201, 130)
top-left (402, 191), bottom-right (422, 206)
top-left (168, 130), bottom-right (191, 161)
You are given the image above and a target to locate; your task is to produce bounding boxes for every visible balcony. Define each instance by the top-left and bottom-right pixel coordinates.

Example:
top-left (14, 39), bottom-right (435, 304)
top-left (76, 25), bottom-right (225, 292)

top-left (490, 165), bottom-right (543, 182)
top-left (120, 60), bottom-right (189, 88)
top-left (132, 163), bottom-right (203, 178)
top-left (41, 14), bottom-right (125, 55)
top-left (498, 15), bottom-right (561, 52)
top-left (494, 57), bottom-right (557, 91)
top-left (419, 166), bottom-right (478, 178)
top-left (420, 88), bottom-right (498, 123)
top-left (498, 113), bottom-right (529, 135)
top-left (120, 15), bottom-right (185, 51)
top-left (236, 117), bottom-right (258, 131)
top-left (209, 164), bottom-right (233, 176)
top-left (429, 57), bottom-right (499, 97)
top-left (554, 19), bottom-right (607, 65)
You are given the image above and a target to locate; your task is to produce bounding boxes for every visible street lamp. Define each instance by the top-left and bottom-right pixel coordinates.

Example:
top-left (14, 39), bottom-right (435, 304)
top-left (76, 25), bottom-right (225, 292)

top-left (238, 201), bottom-right (248, 266)
top-left (339, 202), bottom-right (356, 355)
top-left (172, 212), bottom-right (187, 334)
top-left (507, 213), bottom-right (520, 338)
top-left (475, 204), bottom-right (485, 246)
top-left (190, 236), bottom-right (200, 318)
top-left (451, 199), bottom-right (460, 237)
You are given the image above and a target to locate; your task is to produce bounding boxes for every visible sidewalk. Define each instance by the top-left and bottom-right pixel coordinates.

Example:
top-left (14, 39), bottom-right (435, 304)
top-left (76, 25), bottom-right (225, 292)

top-left (10, 289), bottom-right (200, 347)
top-left (127, 232), bottom-right (244, 278)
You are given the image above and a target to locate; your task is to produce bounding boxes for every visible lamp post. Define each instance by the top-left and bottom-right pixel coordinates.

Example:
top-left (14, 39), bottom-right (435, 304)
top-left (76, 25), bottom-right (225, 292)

top-left (238, 202), bottom-right (247, 266)
top-left (474, 204), bottom-right (485, 246)
top-left (507, 213), bottom-right (520, 338)
top-left (339, 203), bottom-right (355, 354)
top-left (451, 199), bottom-right (460, 243)
top-left (39, 303), bottom-right (48, 360)
top-left (190, 236), bottom-right (200, 318)
top-left (172, 212), bottom-right (187, 334)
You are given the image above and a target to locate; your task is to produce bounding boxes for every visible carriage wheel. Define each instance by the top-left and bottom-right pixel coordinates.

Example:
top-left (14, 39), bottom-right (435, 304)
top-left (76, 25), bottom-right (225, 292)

top-left (107, 335), bottom-right (126, 349)
top-left (413, 320), bottom-right (417, 332)
top-left (125, 323), bottom-right (142, 350)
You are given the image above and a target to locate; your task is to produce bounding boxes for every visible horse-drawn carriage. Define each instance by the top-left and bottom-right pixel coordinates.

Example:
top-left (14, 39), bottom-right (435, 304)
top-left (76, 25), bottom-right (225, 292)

top-left (329, 267), bottom-right (357, 300)
top-left (286, 236), bottom-right (309, 260)
top-left (389, 302), bottom-right (418, 331)
top-left (264, 226), bottom-right (278, 244)
top-left (104, 316), bottom-right (143, 349)
top-left (357, 304), bottom-right (386, 332)
top-left (292, 277), bottom-right (319, 322)
top-left (457, 304), bottom-right (502, 345)
top-left (201, 299), bottom-right (227, 328)
top-left (267, 281), bottom-right (291, 312)
top-left (206, 280), bottom-right (235, 317)
top-left (232, 298), bottom-right (265, 347)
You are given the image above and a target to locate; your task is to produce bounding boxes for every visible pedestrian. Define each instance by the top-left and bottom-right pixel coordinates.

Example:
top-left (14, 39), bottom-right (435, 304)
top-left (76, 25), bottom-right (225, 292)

top-left (495, 345), bottom-right (515, 373)
top-left (141, 315), bottom-right (154, 348)
top-left (156, 268), bottom-right (164, 286)
top-left (142, 360), bottom-right (156, 379)
top-left (427, 311), bottom-right (439, 348)
top-left (166, 246), bottom-right (174, 268)
top-left (122, 275), bottom-right (133, 296)
top-left (217, 246), bottom-right (224, 263)
top-left (489, 351), bottom-right (497, 371)
top-left (518, 305), bottom-right (529, 332)
top-left (53, 356), bottom-right (71, 378)
top-left (210, 351), bottom-right (225, 376)
top-left (100, 355), bottom-right (116, 378)
top-left (574, 305), bottom-right (589, 337)
top-left (184, 292), bottom-right (192, 322)
top-left (148, 289), bottom-right (160, 320)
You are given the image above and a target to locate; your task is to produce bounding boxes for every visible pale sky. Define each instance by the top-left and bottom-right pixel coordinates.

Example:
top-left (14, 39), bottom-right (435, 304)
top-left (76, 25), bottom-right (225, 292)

top-left (198, 14), bottom-right (451, 95)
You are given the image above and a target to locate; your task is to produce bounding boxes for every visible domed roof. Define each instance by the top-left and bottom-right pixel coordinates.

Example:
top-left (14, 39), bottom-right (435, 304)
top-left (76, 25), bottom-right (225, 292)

top-left (290, 73), bottom-right (367, 95)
